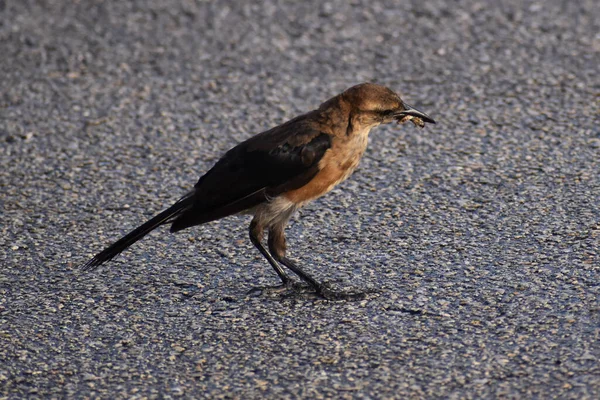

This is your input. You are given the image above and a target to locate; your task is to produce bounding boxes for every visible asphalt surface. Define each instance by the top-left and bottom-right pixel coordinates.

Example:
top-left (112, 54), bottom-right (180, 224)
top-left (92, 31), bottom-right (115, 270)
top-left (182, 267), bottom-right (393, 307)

top-left (1, 0), bottom-right (599, 398)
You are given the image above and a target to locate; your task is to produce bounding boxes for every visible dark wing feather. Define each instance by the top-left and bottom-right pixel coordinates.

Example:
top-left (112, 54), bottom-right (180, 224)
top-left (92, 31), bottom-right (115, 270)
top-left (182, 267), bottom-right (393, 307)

top-left (170, 112), bottom-right (330, 232)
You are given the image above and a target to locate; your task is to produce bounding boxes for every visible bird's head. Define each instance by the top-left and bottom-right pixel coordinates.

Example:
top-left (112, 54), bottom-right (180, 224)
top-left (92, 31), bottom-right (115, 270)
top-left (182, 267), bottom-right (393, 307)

top-left (341, 83), bottom-right (436, 129)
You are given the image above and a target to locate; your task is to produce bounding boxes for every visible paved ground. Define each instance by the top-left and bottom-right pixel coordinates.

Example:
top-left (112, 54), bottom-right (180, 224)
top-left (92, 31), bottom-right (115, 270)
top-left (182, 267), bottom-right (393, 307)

top-left (1, 0), bottom-right (599, 398)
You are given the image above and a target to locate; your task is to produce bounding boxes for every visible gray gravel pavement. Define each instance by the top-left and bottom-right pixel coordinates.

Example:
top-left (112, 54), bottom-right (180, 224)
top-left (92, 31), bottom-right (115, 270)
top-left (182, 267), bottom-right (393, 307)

top-left (1, 0), bottom-right (599, 398)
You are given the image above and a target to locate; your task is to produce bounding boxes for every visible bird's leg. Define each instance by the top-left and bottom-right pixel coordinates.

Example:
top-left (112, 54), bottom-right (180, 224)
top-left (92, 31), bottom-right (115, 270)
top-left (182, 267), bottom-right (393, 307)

top-left (268, 227), bottom-right (323, 292)
top-left (269, 226), bottom-right (368, 301)
top-left (278, 256), bottom-right (367, 300)
top-left (249, 219), bottom-right (291, 286)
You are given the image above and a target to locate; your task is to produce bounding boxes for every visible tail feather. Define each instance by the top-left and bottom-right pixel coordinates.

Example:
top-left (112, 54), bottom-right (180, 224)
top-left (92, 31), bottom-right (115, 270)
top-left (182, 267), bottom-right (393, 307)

top-left (80, 192), bottom-right (195, 272)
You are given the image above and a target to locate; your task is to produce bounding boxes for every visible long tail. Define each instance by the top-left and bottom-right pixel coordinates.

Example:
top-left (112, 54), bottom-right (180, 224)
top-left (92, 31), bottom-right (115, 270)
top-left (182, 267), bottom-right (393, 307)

top-left (80, 192), bottom-right (195, 272)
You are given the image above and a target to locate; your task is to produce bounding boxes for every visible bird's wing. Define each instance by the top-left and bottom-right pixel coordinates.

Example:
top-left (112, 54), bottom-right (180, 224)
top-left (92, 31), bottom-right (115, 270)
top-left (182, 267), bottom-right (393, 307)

top-left (170, 113), bottom-right (330, 232)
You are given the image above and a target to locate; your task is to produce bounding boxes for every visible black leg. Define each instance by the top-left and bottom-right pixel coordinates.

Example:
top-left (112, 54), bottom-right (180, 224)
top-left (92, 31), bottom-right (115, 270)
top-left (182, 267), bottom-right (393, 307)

top-left (249, 222), bottom-right (290, 285)
top-left (278, 256), bottom-right (323, 291)
top-left (267, 225), bottom-right (325, 292)
top-left (251, 222), bottom-right (367, 300)
top-left (279, 256), bottom-right (369, 300)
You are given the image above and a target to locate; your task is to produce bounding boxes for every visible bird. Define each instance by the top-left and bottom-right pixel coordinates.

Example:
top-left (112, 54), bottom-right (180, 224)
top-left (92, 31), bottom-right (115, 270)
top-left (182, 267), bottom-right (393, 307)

top-left (81, 83), bottom-right (435, 299)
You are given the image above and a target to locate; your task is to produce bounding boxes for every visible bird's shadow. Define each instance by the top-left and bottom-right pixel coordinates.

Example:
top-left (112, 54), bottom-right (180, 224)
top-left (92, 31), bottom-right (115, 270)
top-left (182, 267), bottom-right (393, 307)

top-left (236, 281), bottom-right (382, 302)
top-left (71, 264), bottom-right (382, 305)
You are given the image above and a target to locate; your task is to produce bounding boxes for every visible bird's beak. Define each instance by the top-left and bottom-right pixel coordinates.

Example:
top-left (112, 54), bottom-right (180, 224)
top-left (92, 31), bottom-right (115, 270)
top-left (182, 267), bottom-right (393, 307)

top-left (395, 103), bottom-right (436, 127)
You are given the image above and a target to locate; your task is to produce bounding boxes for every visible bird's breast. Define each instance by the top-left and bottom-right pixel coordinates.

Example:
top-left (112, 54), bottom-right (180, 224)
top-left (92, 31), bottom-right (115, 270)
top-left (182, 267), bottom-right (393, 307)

top-left (283, 129), bottom-right (370, 206)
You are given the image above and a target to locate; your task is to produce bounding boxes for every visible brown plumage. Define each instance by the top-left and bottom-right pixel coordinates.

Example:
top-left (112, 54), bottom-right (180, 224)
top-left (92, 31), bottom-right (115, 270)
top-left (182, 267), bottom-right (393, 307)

top-left (81, 83), bottom-right (435, 299)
